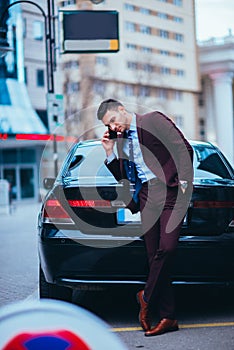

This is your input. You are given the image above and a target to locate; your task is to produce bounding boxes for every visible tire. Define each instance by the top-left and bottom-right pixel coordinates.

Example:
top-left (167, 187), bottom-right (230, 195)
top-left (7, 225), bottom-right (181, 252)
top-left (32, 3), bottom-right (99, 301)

top-left (39, 266), bottom-right (73, 302)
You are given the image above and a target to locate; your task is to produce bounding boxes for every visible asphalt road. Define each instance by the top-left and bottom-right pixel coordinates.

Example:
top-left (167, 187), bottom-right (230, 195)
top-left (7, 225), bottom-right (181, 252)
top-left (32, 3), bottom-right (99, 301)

top-left (1, 201), bottom-right (234, 349)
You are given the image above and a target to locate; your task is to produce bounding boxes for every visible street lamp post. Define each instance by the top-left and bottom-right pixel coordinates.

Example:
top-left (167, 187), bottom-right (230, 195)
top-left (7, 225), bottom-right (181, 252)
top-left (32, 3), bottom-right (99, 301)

top-left (0, 0), bottom-right (55, 93)
top-left (0, 0), bottom-right (105, 177)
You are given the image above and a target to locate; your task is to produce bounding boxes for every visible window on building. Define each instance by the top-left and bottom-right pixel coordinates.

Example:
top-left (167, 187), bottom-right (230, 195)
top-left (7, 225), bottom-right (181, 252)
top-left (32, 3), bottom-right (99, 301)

top-left (174, 33), bottom-right (183, 42)
top-left (174, 115), bottom-right (184, 128)
top-left (93, 81), bottom-right (105, 95)
top-left (126, 43), bottom-right (137, 50)
top-left (2, 149), bottom-right (17, 164)
top-left (24, 67), bottom-right (27, 84)
top-left (139, 7), bottom-right (150, 15)
top-left (138, 86), bottom-right (150, 97)
top-left (173, 0), bottom-right (183, 6)
top-left (124, 3), bottom-right (135, 11)
top-left (175, 52), bottom-right (184, 59)
top-left (173, 90), bottom-right (183, 101)
top-left (60, 0), bottom-right (76, 6)
top-left (33, 21), bottom-right (44, 41)
top-left (127, 61), bottom-right (138, 70)
top-left (63, 61), bottom-right (79, 69)
top-left (141, 46), bottom-right (152, 53)
top-left (199, 118), bottom-right (205, 139)
top-left (36, 69), bottom-right (44, 87)
top-left (125, 85), bottom-right (134, 96)
top-left (140, 25), bottom-right (151, 35)
top-left (160, 50), bottom-right (170, 56)
top-left (174, 16), bottom-right (183, 23)
top-left (141, 63), bottom-right (153, 72)
top-left (199, 79), bottom-right (205, 106)
top-left (23, 18), bottom-right (27, 38)
top-left (176, 69), bottom-right (184, 77)
top-left (160, 66), bottom-right (171, 75)
top-left (125, 21), bottom-right (136, 32)
top-left (158, 89), bottom-right (168, 100)
top-left (65, 82), bottom-right (80, 95)
top-left (19, 149), bottom-right (36, 163)
top-left (159, 29), bottom-right (169, 39)
top-left (158, 12), bottom-right (168, 19)
top-left (96, 57), bottom-right (108, 66)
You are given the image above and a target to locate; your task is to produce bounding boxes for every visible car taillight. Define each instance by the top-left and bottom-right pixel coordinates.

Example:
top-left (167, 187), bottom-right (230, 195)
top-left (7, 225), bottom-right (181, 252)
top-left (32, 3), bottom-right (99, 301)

top-left (193, 201), bottom-right (234, 208)
top-left (43, 199), bottom-right (74, 224)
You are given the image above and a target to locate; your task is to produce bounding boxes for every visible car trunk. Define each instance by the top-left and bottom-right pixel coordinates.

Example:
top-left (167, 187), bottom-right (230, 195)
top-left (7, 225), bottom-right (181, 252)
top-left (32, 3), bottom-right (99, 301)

top-left (54, 182), bottom-right (142, 237)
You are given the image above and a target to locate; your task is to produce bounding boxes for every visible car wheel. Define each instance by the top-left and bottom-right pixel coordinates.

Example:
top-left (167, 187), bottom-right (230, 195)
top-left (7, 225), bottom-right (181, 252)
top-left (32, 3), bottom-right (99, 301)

top-left (39, 266), bottom-right (73, 302)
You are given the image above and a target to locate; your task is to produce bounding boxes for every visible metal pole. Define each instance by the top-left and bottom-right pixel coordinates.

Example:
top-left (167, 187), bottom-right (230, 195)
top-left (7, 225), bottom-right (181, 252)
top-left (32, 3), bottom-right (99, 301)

top-left (52, 102), bottom-right (58, 177)
top-left (46, 0), bottom-right (54, 94)
top-left (47, 0), bottom-right (58, 177)
top-left (53, 134), bottom-right (58, 177)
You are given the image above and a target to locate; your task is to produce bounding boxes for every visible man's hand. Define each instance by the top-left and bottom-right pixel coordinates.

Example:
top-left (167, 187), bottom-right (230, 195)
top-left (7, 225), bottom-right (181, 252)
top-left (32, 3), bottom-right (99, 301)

top-left (101, 130), bottom-right (115, 157)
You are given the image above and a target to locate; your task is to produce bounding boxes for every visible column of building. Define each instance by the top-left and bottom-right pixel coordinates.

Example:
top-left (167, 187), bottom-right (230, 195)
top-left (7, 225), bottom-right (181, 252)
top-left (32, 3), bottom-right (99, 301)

top-left (210, 72), bottom-right (234, 164)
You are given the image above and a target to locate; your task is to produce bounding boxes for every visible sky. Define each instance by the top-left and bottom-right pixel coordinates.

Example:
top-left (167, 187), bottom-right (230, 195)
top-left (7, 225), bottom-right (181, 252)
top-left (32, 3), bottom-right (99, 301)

top-left (195, 0), bottom-right (234, 41)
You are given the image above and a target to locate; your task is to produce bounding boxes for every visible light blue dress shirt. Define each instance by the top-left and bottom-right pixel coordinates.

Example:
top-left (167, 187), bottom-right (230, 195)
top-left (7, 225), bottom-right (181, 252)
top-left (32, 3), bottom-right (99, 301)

top-left (107, 114), bottom-right (156, 183)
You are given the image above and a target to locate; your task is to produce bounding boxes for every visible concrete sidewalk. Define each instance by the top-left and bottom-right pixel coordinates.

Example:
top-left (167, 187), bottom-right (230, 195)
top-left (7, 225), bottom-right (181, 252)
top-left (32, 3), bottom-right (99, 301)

top-left (0, 200), bottom-right (41, 307)
top-left (1, 200), bottom-right (42, 230)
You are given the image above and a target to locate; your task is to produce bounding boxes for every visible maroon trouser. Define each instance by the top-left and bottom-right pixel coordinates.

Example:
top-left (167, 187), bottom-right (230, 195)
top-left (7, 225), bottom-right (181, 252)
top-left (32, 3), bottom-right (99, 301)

top-left (139, 180), bottom-right (189, 320)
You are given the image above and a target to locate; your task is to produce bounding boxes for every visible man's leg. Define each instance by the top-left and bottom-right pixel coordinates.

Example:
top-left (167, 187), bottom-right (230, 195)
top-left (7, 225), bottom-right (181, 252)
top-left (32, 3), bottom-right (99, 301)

top-left (143, 208), bottom-right (180, 306)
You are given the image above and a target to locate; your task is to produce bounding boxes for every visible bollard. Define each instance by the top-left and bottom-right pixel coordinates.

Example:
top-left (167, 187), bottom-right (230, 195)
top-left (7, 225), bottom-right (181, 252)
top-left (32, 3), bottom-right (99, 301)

top-left (0, 299), bottom-right (128, 350)
top-left (0, 179), bottom-right (10, 215)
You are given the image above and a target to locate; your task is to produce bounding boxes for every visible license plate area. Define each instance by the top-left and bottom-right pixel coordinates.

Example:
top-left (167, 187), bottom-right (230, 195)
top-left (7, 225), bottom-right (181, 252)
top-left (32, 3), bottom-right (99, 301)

top-left (117, 208), bottom-right (141, 224)
top-left (117, 209), bottom-right (188, 226)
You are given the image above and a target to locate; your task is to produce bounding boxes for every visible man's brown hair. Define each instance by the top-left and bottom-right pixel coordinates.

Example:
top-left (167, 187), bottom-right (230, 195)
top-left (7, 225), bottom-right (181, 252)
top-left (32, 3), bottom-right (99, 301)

top-left (97, 99), bottom-right (123, 120)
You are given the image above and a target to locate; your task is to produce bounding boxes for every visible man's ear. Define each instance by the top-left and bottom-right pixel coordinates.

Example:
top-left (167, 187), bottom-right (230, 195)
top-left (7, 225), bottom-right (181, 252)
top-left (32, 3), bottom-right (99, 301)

top-left (118, 105), bottom-right (125, 114)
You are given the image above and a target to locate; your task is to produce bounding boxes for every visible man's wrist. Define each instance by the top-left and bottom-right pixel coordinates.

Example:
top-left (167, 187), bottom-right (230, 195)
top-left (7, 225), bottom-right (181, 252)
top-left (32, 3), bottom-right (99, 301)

top-left (106, 152), bottom-right (116, 164)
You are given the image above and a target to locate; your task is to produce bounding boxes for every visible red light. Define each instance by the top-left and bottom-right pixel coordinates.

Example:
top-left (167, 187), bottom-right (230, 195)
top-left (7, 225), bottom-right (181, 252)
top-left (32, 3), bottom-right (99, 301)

top-left (15, 134), bottom-right (66, 141)
top-left (68, 200), bottom-right (111, 207)
top-left (43, 199), bottom-right (74, 224)
top-left (0, 133), bottom-right (8, 140)
top-left (194, 201), bottom-right (234, 208)
top-left (16, 134), bottom-right (52, 141)
top-left (0, 133), bottom-right (77, 142)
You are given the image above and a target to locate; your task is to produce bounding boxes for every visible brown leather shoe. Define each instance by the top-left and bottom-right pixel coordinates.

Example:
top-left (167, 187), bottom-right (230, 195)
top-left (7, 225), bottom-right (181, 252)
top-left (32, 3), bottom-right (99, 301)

top-left (136, 290), bottom-right (151, 331)
top-left (145, 318), bottom-right (178, 337)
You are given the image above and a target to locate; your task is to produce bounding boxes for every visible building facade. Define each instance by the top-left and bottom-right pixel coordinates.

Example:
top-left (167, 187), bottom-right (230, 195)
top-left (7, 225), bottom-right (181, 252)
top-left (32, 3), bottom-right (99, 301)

top-left (0, 0), bottom-right (48, 202)
top-left (198, 33), bottom-right (234, 165)
top-left (60, 0), bottom-right (200, 142)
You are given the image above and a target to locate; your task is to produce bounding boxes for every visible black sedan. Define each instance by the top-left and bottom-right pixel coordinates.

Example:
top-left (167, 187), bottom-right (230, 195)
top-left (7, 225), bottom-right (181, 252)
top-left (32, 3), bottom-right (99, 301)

top-left (38, 140), bottom-right (234, 301)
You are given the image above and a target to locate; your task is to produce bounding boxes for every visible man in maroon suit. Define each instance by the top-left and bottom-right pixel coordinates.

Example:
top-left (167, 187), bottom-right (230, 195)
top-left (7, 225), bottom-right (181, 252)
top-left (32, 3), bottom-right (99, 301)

top-left (97, 99), bottom-right (193, 336)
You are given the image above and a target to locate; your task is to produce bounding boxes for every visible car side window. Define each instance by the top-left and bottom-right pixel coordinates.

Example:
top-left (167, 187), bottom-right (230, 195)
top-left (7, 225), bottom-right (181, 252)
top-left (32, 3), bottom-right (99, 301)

top-left (194, 146), bottom-right (231, 179)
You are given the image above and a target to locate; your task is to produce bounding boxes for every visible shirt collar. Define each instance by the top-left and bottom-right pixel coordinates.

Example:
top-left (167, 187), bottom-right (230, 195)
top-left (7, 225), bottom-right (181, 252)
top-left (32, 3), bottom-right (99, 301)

top-left (129, 113), bottom-right (136, 132)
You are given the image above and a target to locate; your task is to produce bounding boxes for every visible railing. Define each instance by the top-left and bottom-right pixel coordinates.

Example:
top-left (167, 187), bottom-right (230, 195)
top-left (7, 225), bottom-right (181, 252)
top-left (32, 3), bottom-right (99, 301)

top-left (198, 34), bottom-right (234, 46)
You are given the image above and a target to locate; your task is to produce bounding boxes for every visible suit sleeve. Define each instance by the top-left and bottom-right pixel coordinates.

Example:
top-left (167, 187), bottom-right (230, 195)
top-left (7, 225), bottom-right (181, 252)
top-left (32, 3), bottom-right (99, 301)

top-left (149, 112), bottom-right (194, 183)
top-left (105, 158), bottom-right (123, 182)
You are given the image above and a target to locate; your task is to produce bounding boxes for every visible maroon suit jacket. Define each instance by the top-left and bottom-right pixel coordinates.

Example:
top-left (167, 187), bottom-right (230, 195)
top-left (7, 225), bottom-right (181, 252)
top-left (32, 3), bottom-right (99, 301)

top-left (106, 111), bottom-right (194, 187)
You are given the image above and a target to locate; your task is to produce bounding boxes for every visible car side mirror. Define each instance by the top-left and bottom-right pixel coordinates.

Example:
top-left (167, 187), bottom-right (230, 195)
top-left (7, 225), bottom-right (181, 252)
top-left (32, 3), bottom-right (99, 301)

top-left (43, 177), bottom-right (55, 190)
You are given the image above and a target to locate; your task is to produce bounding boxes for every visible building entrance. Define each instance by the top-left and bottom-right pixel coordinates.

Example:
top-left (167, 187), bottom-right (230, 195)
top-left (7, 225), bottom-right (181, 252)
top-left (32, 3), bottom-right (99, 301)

top-left (2, 165), bottom-right (36, 201)
top-left (0, 147), bottom-right (38, 201)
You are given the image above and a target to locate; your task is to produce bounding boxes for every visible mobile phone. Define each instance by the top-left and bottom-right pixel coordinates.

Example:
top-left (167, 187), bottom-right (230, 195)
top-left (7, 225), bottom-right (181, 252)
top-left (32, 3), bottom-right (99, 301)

top-left (108, 127), bottom-right (117, 139)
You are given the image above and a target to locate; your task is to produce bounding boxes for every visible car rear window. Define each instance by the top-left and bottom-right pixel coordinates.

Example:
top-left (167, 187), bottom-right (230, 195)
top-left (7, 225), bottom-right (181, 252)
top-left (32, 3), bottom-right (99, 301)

top-left (66, 143), bottom-right (116, 180)
top-left (65, 142), bottom-right (232, 181)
